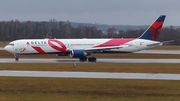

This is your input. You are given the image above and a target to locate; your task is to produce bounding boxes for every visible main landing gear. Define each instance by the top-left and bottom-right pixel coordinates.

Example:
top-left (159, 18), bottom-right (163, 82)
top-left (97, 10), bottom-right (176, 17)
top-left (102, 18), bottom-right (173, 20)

top-left (79, 57), bottom-right (96, 62)
top-left (79, 53), bottom-right (96, 62)
top-left (79, 57), bottom-right (87, 61)
top-left (88, 57), bottom-right (96, 62)
top-left (14, 54), bottom-right (19, 61)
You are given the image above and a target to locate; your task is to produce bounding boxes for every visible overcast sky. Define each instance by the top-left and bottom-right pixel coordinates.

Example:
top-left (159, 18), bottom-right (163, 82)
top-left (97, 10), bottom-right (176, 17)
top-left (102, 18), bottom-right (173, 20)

top-left (0, 0), bottom-right (179, 26)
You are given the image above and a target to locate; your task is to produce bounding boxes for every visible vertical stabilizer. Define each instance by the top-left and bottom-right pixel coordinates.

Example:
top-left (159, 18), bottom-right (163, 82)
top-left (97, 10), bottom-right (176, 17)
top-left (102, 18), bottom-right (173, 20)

top-left (139, 15), bottom-right (166, 41)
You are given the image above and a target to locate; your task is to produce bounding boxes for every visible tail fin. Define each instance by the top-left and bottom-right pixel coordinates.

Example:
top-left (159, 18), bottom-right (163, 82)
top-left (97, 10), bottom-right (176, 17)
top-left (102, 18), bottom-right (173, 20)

top-left (139, 15), bottom-right (166, 41)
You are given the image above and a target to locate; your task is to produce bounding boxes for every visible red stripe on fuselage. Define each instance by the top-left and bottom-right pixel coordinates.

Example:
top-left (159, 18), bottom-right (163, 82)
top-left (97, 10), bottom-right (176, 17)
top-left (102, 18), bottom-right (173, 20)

top-left (32, 46), bottom-right (47, 54)
top-left (94, 39), bottom-right (135, 47)
top-left (20, 48), bottom-right (26, 53)
top-left (48, 39), bottom-right (67, 52)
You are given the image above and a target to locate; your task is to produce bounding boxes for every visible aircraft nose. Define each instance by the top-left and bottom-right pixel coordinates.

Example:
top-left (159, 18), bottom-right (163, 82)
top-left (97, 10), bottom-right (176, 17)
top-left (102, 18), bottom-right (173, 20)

top-left (4, 45), bottom-right (9, 51)
top-left (4, 45), bottom-right (12, 53)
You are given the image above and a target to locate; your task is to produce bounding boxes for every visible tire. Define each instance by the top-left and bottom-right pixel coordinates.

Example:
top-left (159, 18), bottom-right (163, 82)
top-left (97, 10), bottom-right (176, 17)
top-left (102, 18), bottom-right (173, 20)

top-left (79, 57), bottom-right (87, 61)
top-left (15, 57), bottom-right (19, 61)
top-left (88, 57), bottom-right (96, 62)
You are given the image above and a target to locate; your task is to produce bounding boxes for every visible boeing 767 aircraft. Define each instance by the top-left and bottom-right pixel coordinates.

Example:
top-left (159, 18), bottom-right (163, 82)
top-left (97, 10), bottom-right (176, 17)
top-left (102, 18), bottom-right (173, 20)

top-left (5, 15), bottom-right (166, 62)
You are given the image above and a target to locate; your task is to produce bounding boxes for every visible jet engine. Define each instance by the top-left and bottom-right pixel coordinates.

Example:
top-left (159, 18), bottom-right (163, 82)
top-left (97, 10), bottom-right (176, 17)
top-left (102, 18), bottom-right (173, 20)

top-left (70, 50), bottom-right (87, 58)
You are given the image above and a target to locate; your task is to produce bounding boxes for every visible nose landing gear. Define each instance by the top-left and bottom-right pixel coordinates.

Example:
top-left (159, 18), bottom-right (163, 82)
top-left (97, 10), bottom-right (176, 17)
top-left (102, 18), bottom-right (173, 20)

top-left (14, 54), bottom-right (19, 61)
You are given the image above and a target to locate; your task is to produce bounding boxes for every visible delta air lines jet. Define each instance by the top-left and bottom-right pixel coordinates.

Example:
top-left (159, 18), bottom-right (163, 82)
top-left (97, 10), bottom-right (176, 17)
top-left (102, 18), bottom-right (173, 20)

top-left (4, 15), bottom-right (166, 61)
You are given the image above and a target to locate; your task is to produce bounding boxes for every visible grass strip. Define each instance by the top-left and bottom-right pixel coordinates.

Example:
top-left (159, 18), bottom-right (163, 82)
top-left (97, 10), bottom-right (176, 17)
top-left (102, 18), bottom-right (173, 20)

top-left (1, 63), bottom-right (180, 73)
top-left (0, 42), bottom-right (8, 47)
top-left (0, 77), bottom-right (180, 101)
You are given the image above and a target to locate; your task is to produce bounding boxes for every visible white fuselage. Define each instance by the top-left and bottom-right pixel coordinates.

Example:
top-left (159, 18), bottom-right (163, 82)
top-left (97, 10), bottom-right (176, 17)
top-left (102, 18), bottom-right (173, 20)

top-left (4, 38), bottom-right (161, 55)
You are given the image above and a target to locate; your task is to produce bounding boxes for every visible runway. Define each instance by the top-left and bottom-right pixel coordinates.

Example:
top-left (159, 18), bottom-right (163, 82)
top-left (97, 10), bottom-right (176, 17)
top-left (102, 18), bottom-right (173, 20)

top-left (0, 47), bottom-right (4, 50)
top-left (0, 70), bottom-right (180, 80)
top-left (135, 50), bottom-right (180, 54)
top-left (1, 58), bottom-right (180, 63)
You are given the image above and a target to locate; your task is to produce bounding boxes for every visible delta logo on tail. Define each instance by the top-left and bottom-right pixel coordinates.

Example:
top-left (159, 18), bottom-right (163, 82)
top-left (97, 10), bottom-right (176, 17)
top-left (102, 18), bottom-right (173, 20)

top-left (139, 15), bottom-right (166, 41)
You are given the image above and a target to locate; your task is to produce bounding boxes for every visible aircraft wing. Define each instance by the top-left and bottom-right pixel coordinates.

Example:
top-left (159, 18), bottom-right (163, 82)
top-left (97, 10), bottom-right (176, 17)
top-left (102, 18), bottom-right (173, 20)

top-left (84, 44), bottom-right (130, 52)
top-left (66, 44), bottom-right (130, 52)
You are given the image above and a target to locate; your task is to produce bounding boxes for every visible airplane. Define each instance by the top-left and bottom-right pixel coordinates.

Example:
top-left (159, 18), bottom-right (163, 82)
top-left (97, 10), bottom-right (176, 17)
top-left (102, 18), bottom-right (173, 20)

top-left (4, 15), bottom-right (166, 62)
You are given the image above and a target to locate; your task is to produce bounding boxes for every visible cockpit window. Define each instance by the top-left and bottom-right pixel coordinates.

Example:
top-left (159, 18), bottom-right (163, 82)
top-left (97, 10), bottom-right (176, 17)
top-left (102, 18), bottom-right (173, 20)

top-left (8, 43), bottom-right (14, 46)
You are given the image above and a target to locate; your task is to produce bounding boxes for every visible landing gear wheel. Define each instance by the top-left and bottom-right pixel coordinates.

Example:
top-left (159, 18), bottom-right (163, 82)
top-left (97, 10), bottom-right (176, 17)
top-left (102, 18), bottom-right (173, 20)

top-left (14, 54), bottom-right (19, 61)
top-left (15, 57), bottom-right (19, 61)
top-left (88, 57), bottom-right (96, 62)
top-left (79, 57), bottom-right (87, 61)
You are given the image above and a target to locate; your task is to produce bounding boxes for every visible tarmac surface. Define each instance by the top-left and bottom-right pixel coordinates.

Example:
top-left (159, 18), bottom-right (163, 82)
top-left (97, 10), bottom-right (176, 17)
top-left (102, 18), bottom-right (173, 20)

top-left (0, 47), bottom-right (4, 50)
top-left (0, 70), bottom-right (180, 80)
top-left (135, 50), bottom-right (180, 54)
top-left (1, 48), bottom-right (180, 80)
top-left (1, 58), bottom-right (180, 63)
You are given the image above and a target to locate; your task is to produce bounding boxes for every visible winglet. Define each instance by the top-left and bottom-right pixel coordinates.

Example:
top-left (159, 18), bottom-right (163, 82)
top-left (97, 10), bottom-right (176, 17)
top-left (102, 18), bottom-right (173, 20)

top-left (139, 15), bottom-right (166, 41)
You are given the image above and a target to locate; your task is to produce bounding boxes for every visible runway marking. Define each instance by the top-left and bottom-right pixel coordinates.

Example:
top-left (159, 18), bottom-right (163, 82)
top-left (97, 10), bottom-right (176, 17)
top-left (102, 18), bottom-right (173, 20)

top-left (0, 70), bottom-right (180, 80)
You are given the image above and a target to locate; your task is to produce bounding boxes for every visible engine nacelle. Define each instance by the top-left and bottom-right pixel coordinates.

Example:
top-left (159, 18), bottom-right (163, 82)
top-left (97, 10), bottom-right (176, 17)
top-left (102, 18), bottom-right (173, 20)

top-left (70, 50), bottom-right (87, 58)
top-left (56, 52), bottom-right (69, 56)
